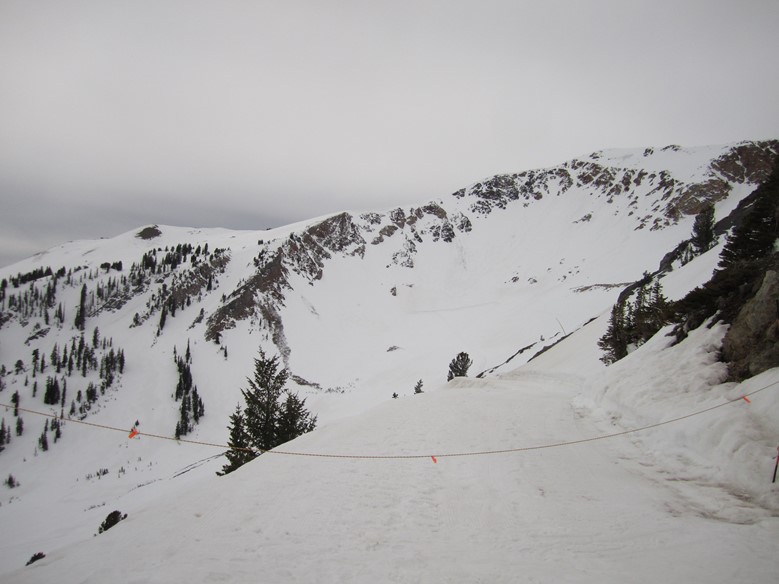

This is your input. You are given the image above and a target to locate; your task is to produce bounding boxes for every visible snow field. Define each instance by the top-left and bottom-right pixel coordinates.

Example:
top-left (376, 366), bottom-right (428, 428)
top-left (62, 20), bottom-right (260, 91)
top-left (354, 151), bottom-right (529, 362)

top-left (6, 347), bottom-right (779, 583)
top-left (1, 141), bottom-right (778, 581)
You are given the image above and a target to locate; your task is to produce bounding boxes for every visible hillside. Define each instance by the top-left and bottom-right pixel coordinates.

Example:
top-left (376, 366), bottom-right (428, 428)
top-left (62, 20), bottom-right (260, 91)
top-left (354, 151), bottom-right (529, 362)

top-left (0, 139), bottom-right (778, 580)
top-left (4, 293), bottom-right (779, 583)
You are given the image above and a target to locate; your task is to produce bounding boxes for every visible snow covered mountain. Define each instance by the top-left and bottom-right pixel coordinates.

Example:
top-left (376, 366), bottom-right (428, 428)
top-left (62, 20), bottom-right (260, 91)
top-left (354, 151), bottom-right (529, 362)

top-left (1, 139), bottom-right (778, 582)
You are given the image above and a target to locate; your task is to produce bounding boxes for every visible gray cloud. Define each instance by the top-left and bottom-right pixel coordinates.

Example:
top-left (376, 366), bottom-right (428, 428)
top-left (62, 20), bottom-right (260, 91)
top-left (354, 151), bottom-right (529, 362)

top-left (1, 0), bottom-right (778, 267)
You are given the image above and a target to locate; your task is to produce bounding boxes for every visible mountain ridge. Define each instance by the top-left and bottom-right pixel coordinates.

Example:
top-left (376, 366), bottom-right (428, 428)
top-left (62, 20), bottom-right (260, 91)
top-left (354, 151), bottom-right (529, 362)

top-left (0, 138), bottom-right (778, 577)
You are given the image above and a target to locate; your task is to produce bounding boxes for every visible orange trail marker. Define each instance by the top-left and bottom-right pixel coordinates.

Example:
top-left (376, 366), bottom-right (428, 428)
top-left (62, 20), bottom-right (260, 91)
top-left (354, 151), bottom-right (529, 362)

top-left (742, 395), bottom-right (751, 404)
top-left (431, 456), bottom-right (437, 464)
top-left (128, 428), bottom-right (139, 439)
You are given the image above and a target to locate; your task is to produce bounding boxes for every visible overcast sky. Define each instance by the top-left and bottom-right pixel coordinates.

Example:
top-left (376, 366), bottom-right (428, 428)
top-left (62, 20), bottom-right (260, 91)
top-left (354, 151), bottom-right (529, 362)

top-left (1, 0), bottom-right (778, 268)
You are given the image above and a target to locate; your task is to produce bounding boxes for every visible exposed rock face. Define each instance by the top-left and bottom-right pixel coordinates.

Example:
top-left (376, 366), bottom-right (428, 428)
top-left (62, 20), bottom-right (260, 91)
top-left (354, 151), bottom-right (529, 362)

top-left (453, 140), bottom-right (779, 228)
top-left (722, 269), bottom-right (779, 379)
top-left (712, 141), bottom-right (779, 184)
top-left (205, 213), bottom-right (365, 345)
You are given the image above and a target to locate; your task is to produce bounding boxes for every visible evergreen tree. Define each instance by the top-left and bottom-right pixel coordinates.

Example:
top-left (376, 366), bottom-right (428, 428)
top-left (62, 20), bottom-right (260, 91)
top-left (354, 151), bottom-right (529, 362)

top-left (598, 281), bottom-right (671, 364)
top-left (719, 165), bottom-right (779, 268)
top-left (276, 392), bottom-right (317, 445)
top-left (241, 350), bottom-right (289, 452)
top-left (218, 350), bottom-right (316, 476)
top-left (192, 387), bottom-right (204, 422)
top-left (158, 306), bottom-right (167, 334)
top-left (38, 427), bottom-right (48, 452)
top-left (414, 379), bottom-right (424, 394)
top-left (176, 394), bottom-right (191, 439)
top-left (691, 204), bottom-right (715, 253)
top-left (52, 418), bottom-right (62, 442)
top-left (43, 377), bottom-right (60, 405)
top-left (75, 284), bottom-right (87, 331)
top-left (647, 281), bottom-right (671, 332)
top-left (218, 405), bottom-right (254, 475)
top-left (447, 352), bottom-right (473, 381)
top-left (16, 417), bottom-right (23, 437)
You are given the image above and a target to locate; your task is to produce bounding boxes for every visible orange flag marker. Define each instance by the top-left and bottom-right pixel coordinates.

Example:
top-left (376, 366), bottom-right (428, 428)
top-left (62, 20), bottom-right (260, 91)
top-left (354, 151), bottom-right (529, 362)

top-left (742, 395), bottom-right (751, 404)
top-left (128, 428), bottom-right (139, 439)
top-left (431, 456), bottom-right (437, 464)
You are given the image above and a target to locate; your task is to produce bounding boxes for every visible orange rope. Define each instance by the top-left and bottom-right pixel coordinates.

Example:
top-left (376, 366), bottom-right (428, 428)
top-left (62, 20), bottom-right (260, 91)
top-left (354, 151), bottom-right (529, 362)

top-left (1, 377), bottom-right (775, 460)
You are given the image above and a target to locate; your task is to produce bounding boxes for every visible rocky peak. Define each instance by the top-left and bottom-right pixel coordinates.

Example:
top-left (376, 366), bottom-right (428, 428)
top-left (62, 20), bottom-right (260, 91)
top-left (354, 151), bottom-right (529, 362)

top-left (451, 140), bottom-right (779, 231)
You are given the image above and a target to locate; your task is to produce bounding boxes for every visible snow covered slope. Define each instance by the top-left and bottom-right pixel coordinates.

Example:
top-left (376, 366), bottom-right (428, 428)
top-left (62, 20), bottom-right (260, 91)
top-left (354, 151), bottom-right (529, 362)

top-left (5, 299), bottom-right (779, 583)
top-left (0, 139), bottom-right (778, 579)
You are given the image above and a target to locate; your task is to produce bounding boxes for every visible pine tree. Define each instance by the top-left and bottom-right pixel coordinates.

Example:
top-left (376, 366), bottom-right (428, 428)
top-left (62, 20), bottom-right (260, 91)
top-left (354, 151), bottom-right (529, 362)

top-left (43, 377), bottom-right (60, 405)
top-left (158, 306), bottom-right (167, 335)
top-left (414, 379), bottom-right (424, 394)
top-left (598, 302), bottom-right (628, 365)
top-left (647, 281), bottom-right (671, 332)
top-left (38, 427), bottom-right (48, 452)
top-left (192, 387), bottom-right (204, 422)
top-left (719, 165), bottom-right (779, 268)
top-left (75, 284), bottom-right (87, 331)
top-left (218, 350), bottom-right (316, 476)
top-left (447, 352), bottom-right (473, 381)
top-left (691, 204), bottom-right (715, 253)
top-left (242, 350), bottom-right (288, 452)
top-left (598, 281), bottom-right (671, 364)
top-left (218, 405), bottom-right (255, 475)
top-left (276, 392), bottom-right (317, 445)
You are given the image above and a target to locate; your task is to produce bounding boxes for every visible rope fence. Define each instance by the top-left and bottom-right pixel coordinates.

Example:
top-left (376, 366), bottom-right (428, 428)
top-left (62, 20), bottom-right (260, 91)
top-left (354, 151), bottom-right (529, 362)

top-left (1, 377), bottom-right (776, 461)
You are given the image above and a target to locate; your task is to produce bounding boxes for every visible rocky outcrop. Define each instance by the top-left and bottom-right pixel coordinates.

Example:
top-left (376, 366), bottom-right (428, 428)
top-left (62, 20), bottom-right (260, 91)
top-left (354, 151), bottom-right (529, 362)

top-left (722, 269), bottom-right (779, 380)
top-left (205, 213), bottom-right (366, 348)
top-left (712, 140), bottom-right (779, 184)
top-left (202, 140), bottom-right (779, 361)
top-left (452, 140), bottom-right (779, 230)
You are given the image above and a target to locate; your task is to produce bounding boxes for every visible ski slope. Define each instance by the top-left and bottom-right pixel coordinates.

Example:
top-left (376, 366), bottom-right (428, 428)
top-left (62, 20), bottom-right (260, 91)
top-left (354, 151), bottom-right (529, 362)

top-left (5, 313), bottom-right (779, 583)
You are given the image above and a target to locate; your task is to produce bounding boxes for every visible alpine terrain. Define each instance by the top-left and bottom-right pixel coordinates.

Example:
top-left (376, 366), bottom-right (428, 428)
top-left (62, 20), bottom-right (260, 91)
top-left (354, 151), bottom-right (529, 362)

top-left (1, 140), bottom-right (778, 583)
